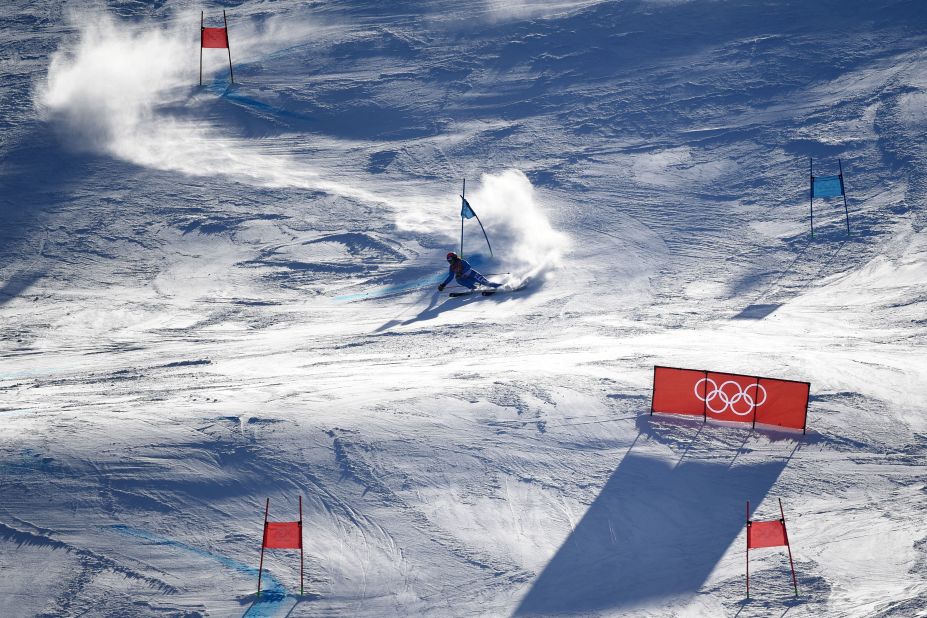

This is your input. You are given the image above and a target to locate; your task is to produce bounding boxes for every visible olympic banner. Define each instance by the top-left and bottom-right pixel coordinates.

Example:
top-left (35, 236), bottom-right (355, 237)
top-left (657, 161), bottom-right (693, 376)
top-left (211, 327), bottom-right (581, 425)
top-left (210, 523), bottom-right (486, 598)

top-left (651, 366), bottom-right (810, 432)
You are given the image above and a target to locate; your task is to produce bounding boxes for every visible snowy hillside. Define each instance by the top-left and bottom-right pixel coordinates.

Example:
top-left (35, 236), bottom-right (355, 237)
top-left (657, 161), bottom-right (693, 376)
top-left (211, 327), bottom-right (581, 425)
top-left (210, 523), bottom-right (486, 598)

top-left (1, 0), bottom-right (926, 616)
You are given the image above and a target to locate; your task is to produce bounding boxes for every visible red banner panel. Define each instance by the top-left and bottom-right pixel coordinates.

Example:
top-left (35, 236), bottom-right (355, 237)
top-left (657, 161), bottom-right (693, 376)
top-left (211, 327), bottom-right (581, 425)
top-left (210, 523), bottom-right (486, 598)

top-left (755, 378), bottom-right (810, 431)
top-left (263, 521), bottom-right (301, 549)
top-left (202, 27), bottom-right (229, 48)
top-left (748, 519), bottom-right (787, 549)
top-left (651, 366), bottom-right (809, 431)
top-left (651, 367), bottom-right (705, 416)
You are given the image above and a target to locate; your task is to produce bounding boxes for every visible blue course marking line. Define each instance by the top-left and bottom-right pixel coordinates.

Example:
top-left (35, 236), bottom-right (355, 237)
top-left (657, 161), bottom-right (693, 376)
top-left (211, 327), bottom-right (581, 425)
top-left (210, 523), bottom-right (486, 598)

top-left (334, 272), bottom-right (446, 302)
top-left (0, 367), bottom-right (65, 380)
top-left (206, 81), bottom-right (313, 121)
top-left (0, 409), bottom-right (34, 418)
top-left (334, 255), bottom-right (491, 302)
top-left (111, 524), bottom-right (296, 618)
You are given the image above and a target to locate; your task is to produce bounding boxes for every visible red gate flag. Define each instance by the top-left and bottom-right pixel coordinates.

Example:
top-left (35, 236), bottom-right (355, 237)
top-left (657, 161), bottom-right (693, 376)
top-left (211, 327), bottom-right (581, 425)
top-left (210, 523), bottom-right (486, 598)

top-left (264, 522), bottom-right (302, 549)
top-left (199, 11), bottom-right (234, 86)
top-left (201, 27), bottom-right (229, 48)
top-left (748, 519), bottom-right (787, 549)
top-left (651, 366), bottom-right (810, 432)
top-left (257, 497), bottom-right (304, 597)
top-left (746, 499), bottom-right (798, 598)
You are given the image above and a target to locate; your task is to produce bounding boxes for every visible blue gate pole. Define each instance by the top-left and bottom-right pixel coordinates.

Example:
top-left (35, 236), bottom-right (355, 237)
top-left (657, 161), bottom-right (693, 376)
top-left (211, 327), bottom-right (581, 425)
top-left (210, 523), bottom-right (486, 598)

top-left (809, 157), bottom-right (814, 239)
top-left (460, 179), bottom-right (465, 257)
top-left (839, 159), bottom-right (850, 235)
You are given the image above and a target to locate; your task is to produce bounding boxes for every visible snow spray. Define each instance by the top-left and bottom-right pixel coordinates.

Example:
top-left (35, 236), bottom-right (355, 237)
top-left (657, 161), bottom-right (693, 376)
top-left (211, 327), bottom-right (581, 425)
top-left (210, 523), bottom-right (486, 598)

top-left (465, 170), bottom-right (570, 286)
top-left (36, 13), bottom-right (192, 151)
top-left (32, 11), bottom-right (374, 198)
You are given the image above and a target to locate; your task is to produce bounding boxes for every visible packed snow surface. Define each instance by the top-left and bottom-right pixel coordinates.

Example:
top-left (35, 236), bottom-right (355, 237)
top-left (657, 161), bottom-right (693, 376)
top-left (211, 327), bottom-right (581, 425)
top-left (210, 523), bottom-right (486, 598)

top-left (1, 0), bottom-right (926, 616)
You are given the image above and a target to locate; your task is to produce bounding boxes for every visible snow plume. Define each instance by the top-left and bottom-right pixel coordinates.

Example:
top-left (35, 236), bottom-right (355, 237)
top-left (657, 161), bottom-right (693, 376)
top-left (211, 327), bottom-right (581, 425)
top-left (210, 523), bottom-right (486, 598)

top-left (36, 10), bottom-right (321, 149)
top-left (36, 12), bottom-right (191, 150)
top-left (32, 11), bottom-right (386, 202)
top-left (466, 170), bottom-right (570, 285)
top-left (481, 0), bottom-right (604, 22)
top-left (221, 13), bottom-right (321, 62)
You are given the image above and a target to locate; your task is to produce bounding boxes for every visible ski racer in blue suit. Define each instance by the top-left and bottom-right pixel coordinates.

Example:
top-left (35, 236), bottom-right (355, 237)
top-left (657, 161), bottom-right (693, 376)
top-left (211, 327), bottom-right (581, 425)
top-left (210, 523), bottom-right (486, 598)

top-left (438, 252), bottom-right (502, 292)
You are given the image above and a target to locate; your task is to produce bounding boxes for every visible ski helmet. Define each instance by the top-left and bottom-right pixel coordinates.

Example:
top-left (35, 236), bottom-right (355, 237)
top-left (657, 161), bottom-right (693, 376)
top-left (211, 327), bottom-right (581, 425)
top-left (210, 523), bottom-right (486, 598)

top-left (446, 252), bottom-right (458, 262)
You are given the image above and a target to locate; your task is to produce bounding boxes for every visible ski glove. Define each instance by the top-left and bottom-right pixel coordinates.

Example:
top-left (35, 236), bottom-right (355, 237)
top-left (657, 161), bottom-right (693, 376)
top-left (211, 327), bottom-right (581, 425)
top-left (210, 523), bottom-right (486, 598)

top-left (438, 284), bottom-right (445, 292)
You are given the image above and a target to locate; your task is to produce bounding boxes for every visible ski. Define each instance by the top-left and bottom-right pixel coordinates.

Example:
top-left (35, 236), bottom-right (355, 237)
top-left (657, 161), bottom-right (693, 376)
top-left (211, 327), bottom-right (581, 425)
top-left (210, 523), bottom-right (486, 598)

top-left (449, 280), bottom-right (528, 298)
top-left (481, 282), bottom-right (528, 296)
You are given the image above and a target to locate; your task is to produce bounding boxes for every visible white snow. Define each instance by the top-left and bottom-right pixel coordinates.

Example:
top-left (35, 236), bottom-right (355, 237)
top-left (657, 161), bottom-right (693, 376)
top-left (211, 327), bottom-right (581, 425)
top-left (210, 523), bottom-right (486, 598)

top-left (1, 0), bottom-right (926, 616)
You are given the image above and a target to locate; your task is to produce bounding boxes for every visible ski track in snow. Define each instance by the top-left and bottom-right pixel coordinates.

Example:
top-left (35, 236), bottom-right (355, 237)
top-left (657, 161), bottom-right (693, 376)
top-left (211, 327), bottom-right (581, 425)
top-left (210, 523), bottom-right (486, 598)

top-left (2, 0), bottom-right (927, 616)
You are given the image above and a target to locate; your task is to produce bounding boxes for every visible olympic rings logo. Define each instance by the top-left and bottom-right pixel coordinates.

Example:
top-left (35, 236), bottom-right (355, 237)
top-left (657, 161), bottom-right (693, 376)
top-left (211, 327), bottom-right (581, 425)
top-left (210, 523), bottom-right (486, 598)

top-left (695, 378), bottom-right (767, 416)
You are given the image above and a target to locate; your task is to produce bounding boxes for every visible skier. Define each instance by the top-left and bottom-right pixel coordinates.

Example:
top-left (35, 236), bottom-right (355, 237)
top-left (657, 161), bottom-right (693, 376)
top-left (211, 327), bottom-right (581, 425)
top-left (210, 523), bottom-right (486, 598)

top-left (438, 252), bottom-right (502, 292)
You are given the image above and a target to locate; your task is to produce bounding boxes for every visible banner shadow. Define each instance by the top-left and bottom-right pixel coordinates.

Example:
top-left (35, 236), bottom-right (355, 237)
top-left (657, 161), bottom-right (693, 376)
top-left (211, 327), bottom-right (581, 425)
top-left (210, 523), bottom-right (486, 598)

top-left (515, 452), bottom-right (786, 615)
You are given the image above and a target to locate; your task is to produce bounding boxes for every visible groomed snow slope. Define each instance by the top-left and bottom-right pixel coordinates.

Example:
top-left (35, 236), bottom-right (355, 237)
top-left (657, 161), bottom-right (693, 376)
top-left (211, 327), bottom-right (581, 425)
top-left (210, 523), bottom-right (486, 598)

top-left (1, 1), bottom-right (926, 616)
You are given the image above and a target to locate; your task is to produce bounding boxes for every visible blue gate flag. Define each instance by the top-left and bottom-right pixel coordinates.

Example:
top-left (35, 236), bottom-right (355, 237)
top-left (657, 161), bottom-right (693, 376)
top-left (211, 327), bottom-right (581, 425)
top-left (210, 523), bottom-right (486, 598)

top-left (812, 175), bottom-right (843, 198)
top-left (461, 198), bottom-right (476, 219)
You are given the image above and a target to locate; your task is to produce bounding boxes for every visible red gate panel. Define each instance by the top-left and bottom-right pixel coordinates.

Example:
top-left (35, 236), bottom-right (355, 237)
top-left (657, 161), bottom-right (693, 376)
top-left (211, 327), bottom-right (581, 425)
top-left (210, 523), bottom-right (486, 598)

top-left (755, 378), bottom-right (809, 431)
top-left (202, 27), bottom-right (229, 48)
top-left (651, 367), bottom-right (705, 416)
top-left (263, 521), bottom-right (302, 549)
top-left (748, 520), bottom-right (787, 549)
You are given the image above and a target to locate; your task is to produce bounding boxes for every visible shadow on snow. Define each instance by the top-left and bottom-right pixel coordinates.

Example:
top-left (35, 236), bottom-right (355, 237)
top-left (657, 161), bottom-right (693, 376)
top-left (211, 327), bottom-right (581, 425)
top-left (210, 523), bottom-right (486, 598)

top-left (515, 431), bottom-right (789, 614)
